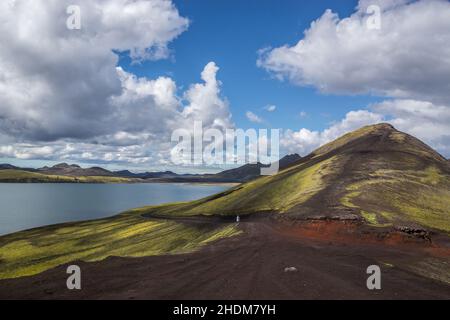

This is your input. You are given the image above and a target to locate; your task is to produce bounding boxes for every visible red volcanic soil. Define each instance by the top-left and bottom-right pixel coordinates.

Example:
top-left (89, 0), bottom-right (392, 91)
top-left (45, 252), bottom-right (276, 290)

top-left (0, 219), bottom-right (449, 300)
top-left (282, 220), bottom-right (438, 247)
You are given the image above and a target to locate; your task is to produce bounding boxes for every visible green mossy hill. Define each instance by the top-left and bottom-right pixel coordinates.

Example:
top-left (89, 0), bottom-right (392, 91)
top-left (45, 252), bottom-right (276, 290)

top-left (143, 155), bottom-right (342, 217)
top-left (144, 123), bottom-right (450, 233)
top-left (341, 165), bottom-right (450, 233)
top-left (332, 124), bottom-right (450, 233)
top-left (312, 123), bottom-right (446, 163)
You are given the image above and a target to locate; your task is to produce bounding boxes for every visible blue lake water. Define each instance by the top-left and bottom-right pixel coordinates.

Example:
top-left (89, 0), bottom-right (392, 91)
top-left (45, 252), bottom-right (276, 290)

top-left (0, 183), bottom-right (229, 236)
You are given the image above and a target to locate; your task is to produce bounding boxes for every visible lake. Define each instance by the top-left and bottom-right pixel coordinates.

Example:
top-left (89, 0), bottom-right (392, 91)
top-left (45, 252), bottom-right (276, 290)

top-left (0, 183), bottom-right (229, 236)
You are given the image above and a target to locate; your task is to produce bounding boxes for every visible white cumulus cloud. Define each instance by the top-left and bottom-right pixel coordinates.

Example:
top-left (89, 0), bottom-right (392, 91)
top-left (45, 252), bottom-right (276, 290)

top-left (264, 105), bottom-right (277, 112)
top-left (0, 1), bottom-right (238, 168)
top-left (246, 111), bottom-right (263, 123)
top-left (258, 0), bottom-right (450, 105)
top-left (0, 0), bottom-right (189, 141)
top-left (282, 110), bottom-right (383, 155)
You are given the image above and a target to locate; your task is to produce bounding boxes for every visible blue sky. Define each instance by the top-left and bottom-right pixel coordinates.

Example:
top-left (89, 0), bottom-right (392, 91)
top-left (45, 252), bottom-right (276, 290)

top-left (119, 0), bottom-right (381, 132)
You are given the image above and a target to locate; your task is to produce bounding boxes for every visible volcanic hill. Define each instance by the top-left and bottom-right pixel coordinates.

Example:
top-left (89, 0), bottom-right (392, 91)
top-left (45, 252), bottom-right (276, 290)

top-left (145, 123), bottom-right (450, 234)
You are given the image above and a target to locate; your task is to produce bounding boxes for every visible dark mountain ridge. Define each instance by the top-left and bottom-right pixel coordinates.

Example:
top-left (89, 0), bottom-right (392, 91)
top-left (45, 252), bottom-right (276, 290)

top-left (0, 154), bottom-right (302, 183)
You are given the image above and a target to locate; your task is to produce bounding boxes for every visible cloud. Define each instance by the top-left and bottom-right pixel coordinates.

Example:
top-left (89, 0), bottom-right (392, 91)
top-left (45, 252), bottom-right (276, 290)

top-left (282, 110), bottom-right (383, 155)
top-left (0, 0), bottom-right (189, 141)
top-left (0, 61), bottom-right (234, 167)
top-left (281, 99), bottom-right (450, 157)
top-left (258, 0), bottom-right (450, 105)
top-left (264, 105), bottom-right (277, 112)
top-left (246, 111), bottom-right (263, 123)
top-left (372, 99), bottom-right (450, 156)
top-left (181, 62), bottom-right (233, 131)
top-left (0, 144), bottom-right (55, 160)
top-left (0, 1), bottom-right (237, 169)
top-left (299, 111), bottom-right (308, 118)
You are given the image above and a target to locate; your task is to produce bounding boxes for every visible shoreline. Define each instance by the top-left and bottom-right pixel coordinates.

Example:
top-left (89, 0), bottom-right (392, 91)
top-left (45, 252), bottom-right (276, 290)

top-left (0, 182), bottom-right (235, 237)
top-left (0, 180), bottom-right (241, 186)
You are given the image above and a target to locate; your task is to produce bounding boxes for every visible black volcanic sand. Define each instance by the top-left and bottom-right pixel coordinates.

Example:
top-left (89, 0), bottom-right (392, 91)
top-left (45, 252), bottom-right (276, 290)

top-left (1, 219), bottom-right (449, 300)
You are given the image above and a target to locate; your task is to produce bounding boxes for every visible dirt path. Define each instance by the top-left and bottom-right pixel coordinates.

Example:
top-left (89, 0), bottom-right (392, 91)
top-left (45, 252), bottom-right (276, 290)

top-left (0, 220), bottom-right (449, 299)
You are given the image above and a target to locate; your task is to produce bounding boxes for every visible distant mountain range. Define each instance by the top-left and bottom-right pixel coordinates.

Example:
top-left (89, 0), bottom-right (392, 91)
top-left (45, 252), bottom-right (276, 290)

top-left (0, 154), bottom-right (302, 183)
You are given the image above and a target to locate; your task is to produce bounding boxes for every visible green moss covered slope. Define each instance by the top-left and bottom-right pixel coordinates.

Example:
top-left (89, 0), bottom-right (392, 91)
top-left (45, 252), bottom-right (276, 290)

top-left (144, 123), bottom-right (450, 233)
top-left (0, 209), bottom-right (240, 279)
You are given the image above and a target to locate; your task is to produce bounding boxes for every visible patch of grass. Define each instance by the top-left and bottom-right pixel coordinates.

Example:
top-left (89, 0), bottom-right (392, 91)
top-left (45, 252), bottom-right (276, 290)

top-left (0, 209), bottom-right (240, 279)
top-left (0, 169), bottom-right (133, 183)
top-left (341, 191), bottom-right (361, 208)
top-left (381, 262), bottom-right (395, 268)
top-left (404, 258), bottom-right (450, 285)
top-left (361, 211), bottom-right (378, 224)
top-left (392, 190), bottom-right (450, 231)
top-left (341, 166), bottom-right (450, 232)
top-left (312, 124), bottom-right (383, 156)
top-left (420, 166), bottom-right (443, 185)
top-left (360, 211), bottom-right (392, 227)
top-left (388, 131), bottom-right (406, 143)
